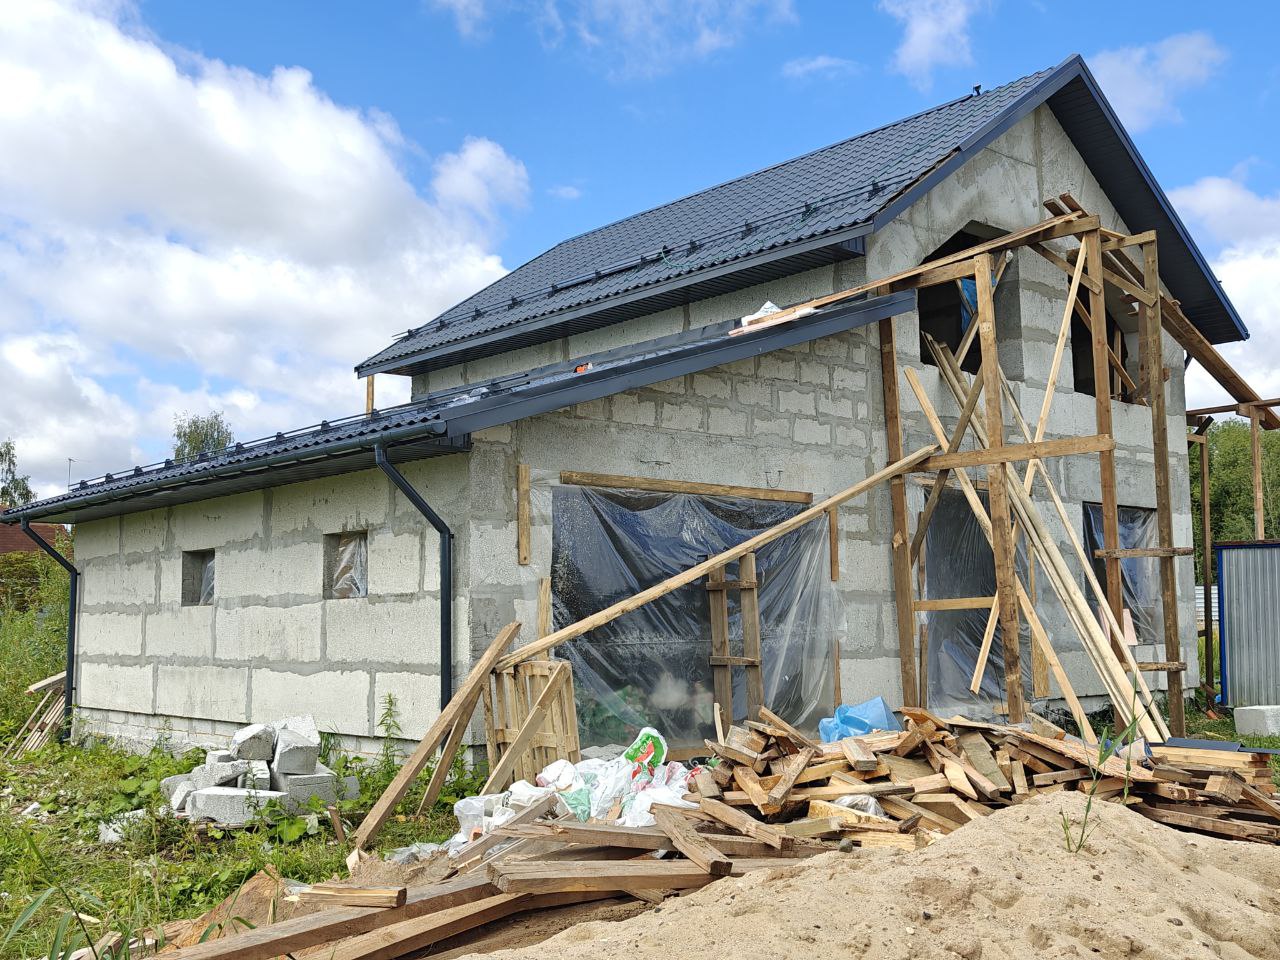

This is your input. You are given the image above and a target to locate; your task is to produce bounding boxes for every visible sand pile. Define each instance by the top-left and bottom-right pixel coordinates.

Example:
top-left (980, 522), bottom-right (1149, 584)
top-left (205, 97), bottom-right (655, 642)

top-left (472, 793), bottom-right (1280, 960)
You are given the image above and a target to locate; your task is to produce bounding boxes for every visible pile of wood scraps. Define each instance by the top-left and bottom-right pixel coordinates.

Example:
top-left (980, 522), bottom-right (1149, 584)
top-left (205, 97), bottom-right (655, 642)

top-left (4, 671), bottom-right (65, 758)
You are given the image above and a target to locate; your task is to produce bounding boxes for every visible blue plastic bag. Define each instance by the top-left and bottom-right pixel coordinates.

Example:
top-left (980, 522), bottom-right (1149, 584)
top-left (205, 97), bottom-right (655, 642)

top-left (818, 696), bottom-right (902, 743)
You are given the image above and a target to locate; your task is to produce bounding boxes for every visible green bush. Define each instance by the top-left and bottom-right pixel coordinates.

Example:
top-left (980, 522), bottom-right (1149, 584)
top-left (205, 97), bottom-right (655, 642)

top-left (0, 536), bottom-right (71, 741)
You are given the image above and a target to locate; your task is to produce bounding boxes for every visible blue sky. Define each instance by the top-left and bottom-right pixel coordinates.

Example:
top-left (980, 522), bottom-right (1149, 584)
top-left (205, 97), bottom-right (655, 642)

top-left (2, 0), bottom-right (1278, 496)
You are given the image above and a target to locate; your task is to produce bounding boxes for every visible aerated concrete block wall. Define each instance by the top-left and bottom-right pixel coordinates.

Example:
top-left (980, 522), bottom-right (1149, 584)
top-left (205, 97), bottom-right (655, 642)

top-left (72, 455), bottom-right (470, 753)
top-left (415, 104), bottom-right (1198, 714)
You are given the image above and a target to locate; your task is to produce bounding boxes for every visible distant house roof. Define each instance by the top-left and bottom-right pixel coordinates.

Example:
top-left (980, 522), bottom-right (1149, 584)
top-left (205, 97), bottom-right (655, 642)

top-left (1, 289), bottom-right (913, 525)
top-left (0, 516), bottom-right (63, 553)
top-left (358, 54), bottom-right (1246, 379)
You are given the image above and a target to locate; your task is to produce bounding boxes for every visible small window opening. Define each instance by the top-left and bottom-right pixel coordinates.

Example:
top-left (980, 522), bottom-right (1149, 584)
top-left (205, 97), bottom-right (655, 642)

top-left (1082, 503), bottom-right (1160, 645)
top-left (917, 228), bottom-right (993, 375)
top-left (181, 550), bottom-right (215, 606)
top-left (1071, 303), bottom-right (1138, 401)
top-left (325, 531), bottom-right (368, 599)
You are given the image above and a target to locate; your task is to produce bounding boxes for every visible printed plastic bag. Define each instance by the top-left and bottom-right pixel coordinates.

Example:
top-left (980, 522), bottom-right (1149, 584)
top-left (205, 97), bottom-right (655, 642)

top-left (818, 696), bottom-right (901, 742)
top-left (624, 727), bottom-right (668, 772)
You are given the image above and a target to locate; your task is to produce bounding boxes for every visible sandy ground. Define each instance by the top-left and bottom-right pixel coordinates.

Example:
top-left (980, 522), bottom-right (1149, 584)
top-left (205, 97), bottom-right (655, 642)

top-left (454, 793), bottom-right (1280, 960)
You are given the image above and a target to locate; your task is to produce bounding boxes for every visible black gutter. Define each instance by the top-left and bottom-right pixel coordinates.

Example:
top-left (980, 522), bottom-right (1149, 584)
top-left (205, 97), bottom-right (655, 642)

top-left (21, 520), bottom-right (77, 740)
top-left (374, 444), bottom-right (454, 710)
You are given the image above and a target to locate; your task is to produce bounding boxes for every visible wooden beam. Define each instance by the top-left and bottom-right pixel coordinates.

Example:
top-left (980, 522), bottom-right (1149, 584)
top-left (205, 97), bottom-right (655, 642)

top-left (1187, 397), bottom-right (1280, 417)
top-left (499, 445), bottom-right (936, 670)
top-left (161, 875), bottom-right (497, 960)
top-left (1092, 547), bottom-right (1194, 559)
top-left (739, 552), bottom-right (766, 720)
top-left (558, 471), bottom-right (812, 504)
top-left (1200, 432), bottom-right (1215, 690)
top-left (354, 623), bottom-right (520, 849)
top-left (1141, 238), bottom-right (1185, 737)
top-left (913, 596), bottom-right (997, 611)
top-left (975, 252), bottom-right (1023, 722)
top-left (365, 374), bottom-right (375, 414)
top-left (880, 316), bottom-right (919, 708)
top-left (652, 806), bottom-right (733, 876)
top-left (917, 435), bottom-right (1115, 471)
top-left (827, 507), bottom-right (839, 581)
top-left (1102, 230), bottom-right (1157, 252)
top-left (516, 463), bottom-right (531, 565)
top-left (1252, 406), bottom-right (1264, 539)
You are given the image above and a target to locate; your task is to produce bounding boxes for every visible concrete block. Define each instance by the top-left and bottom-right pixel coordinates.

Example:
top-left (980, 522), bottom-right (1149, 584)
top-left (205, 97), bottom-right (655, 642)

top-left (187, 787), bottom-right (287, 826)
top-left (325, 598), bottom-right (440, 666)
top-left (230, 722), bottom-right (276, 760)
top-left (270, 469), bottom-right (386, 535)
top-left (659, 403), bottom-right (704, 432)
top-left (691, 373), bottom-right (730, 399)
top-left (160, 772), bottom-right (192, 802)
top-left (757, 354), bottom-right (796, 381)
top-left (647, 376), bottom-right (686, 395)
top-left (273, 729), bottom-right (319, 775)
top-left (252, 669), bottom-right (370, 737)
top-left (190, 760), bottom-right (250, 790)
top-left (206, 749), bottom-right (234, 765)
top-left (734, 380), bottom-right (772, 407)
top-left (171, 492), bottom-right (264, 548)
top-left (374, 671), bottom-right (441, 740)
top-left (366, 529), bottom-right (423, 595)
top-left (80, 611), bottom-right (143, 657)
top-left (241, 760), bottom-right (271, 790)
top-left (121, 510), bottom-right (167, 555)
top-left (155, 664), bottom-right (248, 722)
top-left (798, 360), bottom-right (830, 386)
top-left (777, 388), bottom-right (815, 415)
top-left (72, 518), bottom-right (119, 561)
top-left (707, 406), bottom-right (747, 437)
top-left (275, 714), bottom-right (321, 744)
top-left (270, 762), bottom-right (339, 809)
top-left (216, 603), bottom-right (322, 663)
top-left (170, 781), bottom-right (195, 813)
top-left (217, 541), bottom-right (321, 600)
top-left (793, 419), bottom-right (831, 446)
top-left (753, 414), bottom-right (790, 438)
top-left (145, 604), bottom-right (214, 658)
top-left (79, 662), bottom-right (154, 713)
top-left (1235, 706), bottom-right (1280, 736)
top-left (82, 556), bottom-right (156, 605)
top-left (609, 394), bottom-right (656, 426)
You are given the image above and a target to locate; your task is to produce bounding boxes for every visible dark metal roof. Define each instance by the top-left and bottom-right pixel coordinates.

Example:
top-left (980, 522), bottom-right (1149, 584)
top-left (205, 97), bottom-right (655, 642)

top-left (3, 289), bottom-right (914, 525)
top-left (358, 54), bottom-right (1245, 378)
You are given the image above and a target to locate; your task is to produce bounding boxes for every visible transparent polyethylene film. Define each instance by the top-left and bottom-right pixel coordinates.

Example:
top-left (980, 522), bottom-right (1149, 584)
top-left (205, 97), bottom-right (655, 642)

top-left (198, 553), bottom-right (215, 606)
top-left (548, 484), bottom-right (841, 750)
top-left (1082, 502), bottom-right (1159, 646)
top-left (330, 532), bottom-right (368, 600)
top-left (914, 483), bottom-right (1041, 720)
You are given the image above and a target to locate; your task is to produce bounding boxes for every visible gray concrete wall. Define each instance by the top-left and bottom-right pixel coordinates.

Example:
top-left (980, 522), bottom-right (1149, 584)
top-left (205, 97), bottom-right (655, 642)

top-left (72, 455), bottom-right (470, 753)
top-left (71, 103), bottom-right (1199, 750)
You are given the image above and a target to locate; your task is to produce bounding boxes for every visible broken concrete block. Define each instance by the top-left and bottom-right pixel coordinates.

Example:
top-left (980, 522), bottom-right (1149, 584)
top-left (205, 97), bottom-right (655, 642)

top-left (239, 760), bottom-right (271, 791)
top-left (171, 781), bottom-right (195, 814)
top-left (98, 809), bottom-right (147, 844)
top-left (160, 773), bottom-right (193, 802)
top-left (341, 775), bottom-right (359, 801)
top-left (230, 723), bottom-right (276, 761)
top-left (187, 787), bottom-right (287, 827)
top-left (1235, 705), bottom-right (1280, 736)
top-left (205, 748), bottom-right (234, 765)
top-left (271, 762), bottom-right (339, 810)
top-left (272, 729), bottom-right (319, 775)
top-left (190, 760), bottom-right (250, 791)
top-left (274, 715), bottom-right (321, 745)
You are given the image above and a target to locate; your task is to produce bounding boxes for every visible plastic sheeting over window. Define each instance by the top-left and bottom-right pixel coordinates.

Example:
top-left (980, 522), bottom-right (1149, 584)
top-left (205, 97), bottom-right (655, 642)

top-left (198, 552), bottom-right (215, 606)
top-left (1083, 503), bottom-right (1159, 646)
top-left (550, 485), bottom-right (841, 750)
top-left (920, 486), bottom-right (1035, 719)
top-left (328, 531), bottom-right (368, 599)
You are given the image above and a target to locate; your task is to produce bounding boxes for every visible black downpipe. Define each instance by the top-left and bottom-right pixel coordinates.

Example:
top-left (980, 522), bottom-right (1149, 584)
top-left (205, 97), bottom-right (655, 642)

top-left (21, 519), bottom-right (77, 740)
top-left (374, 444), bottom-right (454, 710)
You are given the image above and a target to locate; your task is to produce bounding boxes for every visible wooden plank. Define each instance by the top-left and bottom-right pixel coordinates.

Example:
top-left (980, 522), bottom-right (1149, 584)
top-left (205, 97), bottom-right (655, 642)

top-left (740, 553), bottom-right (766, 721)
top-left (516, 462), bottom-right (531, 565)
top-left (827, 507), bottom-right (840, 582)
top-left (840, 738), bottom-right (879, 772)
top-left (914, 596), bottom-right (997, 611)
top-left (879, 315), bottom-right (919, 708)
top-left (497, 446), bottom-right (937, 669)
top-left (699, 798), bottom-right (786, 849)
top-left (975, 252), bottom-right (1023, 723)
top-left (1092, 547), bottom-right (1193, 559)
top-left (652, 805), bottom-right (733, 876)
top-left (536, 576), bottom-right (552, 638)
top-left (1252, 407), bottom-right (1265, 539)
top-left (161, 875), bottom-right (497, 960)
top-left (767, 747), bottom-right (815, 805)
top-left (733, 765), bottom-right (780, 815)
top-left (1085, 229), bottom-right (1124, 629)
top-left (25, 672), bottom-right (66, 695)
top-left (757, 706), bottom-right (820, 751)
top-left (490, 858), bottom-right (789, 894)
top-left (558, 471), bottom-right (812, 504)
top-left (957, 731), bottom-right (1010, 792)
top-left (708, 565), bottom-right (733, 734)
top-left (1200, 430), bottom-right (1215, 690)
top-left (452, 796), bottom-right (559, 874)
top-left (917, 434), bottom-right (1115, 471)
top-left (297, 886), bottom-right (407, 909)
top-left (354, 622), bottom-right (521, 849)
top-left (495, 819), bottom-right (808, 859)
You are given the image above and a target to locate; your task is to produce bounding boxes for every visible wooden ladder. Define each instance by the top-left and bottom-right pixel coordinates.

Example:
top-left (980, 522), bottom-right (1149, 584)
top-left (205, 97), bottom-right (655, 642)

top-left (707, 551), bottom-right (765, 732)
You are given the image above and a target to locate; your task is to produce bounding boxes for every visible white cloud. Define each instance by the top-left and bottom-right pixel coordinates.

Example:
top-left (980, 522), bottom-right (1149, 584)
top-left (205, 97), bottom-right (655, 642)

top-left (781, 54), bottom-right (860, 82)
top-left (1091, 32), bottom-right (1227, 132)
top-left (0, 0), bottom-right (529, 498)
top-left (1171, 174), bottom-right (1280, 410)
top-left (438, 0), bottom-right (794, 79)
top-left (547, 184), bottom-right (583, 200)
top-left (878, 0), bottom-right (980, 91)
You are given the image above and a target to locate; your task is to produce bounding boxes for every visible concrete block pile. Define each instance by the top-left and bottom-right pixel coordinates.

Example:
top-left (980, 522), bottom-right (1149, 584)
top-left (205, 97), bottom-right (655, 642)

top-left (160, 715), bottom-right (357, 827)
